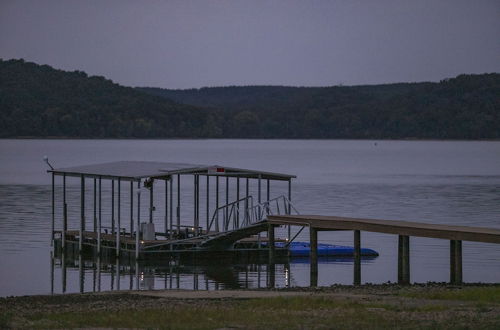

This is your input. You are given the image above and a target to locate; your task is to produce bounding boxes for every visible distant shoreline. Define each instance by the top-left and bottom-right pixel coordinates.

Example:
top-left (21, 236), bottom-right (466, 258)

top-left (2, 137), bottom-right (500, 142)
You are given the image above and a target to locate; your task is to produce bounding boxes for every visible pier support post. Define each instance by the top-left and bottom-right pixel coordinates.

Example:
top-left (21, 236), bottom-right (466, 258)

top-left (149, 179), bottom-right (153, 224)
top-left (354, 230), bottom-right (361, 285)
top-left (136, 187), bottom-right (141, 259)
top-left (177, 175), bottom-right (181, 235)
top-left (98, 177), bottom-right (102, 255)
top-left (62, 174), bottom-right (67, 250)
top-left (268, 224), bottom-right (276, 288)
top-left (206, 176), bottom-right (210, 232)
top-left (51, 173), bottom-right (54, 246)
top-left (116, 178), bottom-right (121, 257)
top-left (310, 226), bottom-right (318, 287)
top-left (268, 224), bottom-right (275, 261)
top-left (111, 180), bottom-right (115, 234)
top-left (79, 175), bottom-right (85, 253)
top-left (450, 240), bottom-right (463, 285)
top-left (398, 235), bottom-right (410, 284)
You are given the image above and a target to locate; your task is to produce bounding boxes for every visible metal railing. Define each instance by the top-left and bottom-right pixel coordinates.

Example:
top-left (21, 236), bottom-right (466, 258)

top-left (242, 195), bottom-right (299, 227)
top-left (207, 196), bottom-right (254, 232)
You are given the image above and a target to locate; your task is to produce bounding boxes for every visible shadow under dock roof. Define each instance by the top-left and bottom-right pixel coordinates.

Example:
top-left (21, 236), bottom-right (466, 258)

top-left (49, 161), bottom-right (296, 181)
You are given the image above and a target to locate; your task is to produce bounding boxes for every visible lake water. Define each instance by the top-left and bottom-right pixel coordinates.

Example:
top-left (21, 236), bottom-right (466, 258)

top-left (0, 139), bottom-right (499, 297)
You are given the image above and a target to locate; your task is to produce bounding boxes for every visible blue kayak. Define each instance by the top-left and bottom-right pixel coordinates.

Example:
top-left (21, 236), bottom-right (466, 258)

top-left (271, 241), bottom-right (379, 257)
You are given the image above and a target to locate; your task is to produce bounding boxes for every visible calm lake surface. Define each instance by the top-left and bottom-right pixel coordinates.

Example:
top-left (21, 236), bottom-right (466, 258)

top-left (0, 139), bottom-right (499, 297)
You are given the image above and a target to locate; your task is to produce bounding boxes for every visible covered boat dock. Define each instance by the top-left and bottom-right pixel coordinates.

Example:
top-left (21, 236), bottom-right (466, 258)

top-left (48, 160), bottom-right (296, 258)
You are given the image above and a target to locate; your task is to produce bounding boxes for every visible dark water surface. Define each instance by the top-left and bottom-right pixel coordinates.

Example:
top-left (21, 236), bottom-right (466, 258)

top-left (0, 139), bottom-right (499, 296)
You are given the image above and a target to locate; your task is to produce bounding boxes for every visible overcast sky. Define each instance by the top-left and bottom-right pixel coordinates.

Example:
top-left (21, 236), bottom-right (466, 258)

top-left (0, 0), bottom-right (498, 89)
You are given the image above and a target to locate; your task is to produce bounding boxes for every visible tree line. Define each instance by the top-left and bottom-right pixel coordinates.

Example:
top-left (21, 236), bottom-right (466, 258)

top-left (1, 59), bottom-right (499, 139)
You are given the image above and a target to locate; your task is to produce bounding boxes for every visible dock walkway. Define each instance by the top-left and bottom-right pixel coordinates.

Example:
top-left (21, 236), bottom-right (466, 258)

top-left (267, 215), bottom-right (500, 285)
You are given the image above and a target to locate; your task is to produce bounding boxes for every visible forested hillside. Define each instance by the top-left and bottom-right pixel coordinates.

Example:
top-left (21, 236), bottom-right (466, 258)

top-left (140, 74), bottom-right (500, 139)
top-left (0, 59), bottom-right (209, 138)
top-left (1, 59), bottom-right (499, 139)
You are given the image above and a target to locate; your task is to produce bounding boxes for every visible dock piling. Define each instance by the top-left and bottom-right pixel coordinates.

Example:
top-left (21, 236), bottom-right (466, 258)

top-left (79, 175), bottom-right (84, 252)
top-left (450, 240), bottom-right (463, 284)
top-left (310, 226), bottom-right (318, 287)
top-left (354, 230), bottom-right (361, 285)
top-left (398, 235), bottom-right (410, 284)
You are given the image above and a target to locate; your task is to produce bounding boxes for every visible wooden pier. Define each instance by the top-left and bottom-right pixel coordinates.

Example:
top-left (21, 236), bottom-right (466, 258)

top-left (267, 215), bottom-right (500, 285)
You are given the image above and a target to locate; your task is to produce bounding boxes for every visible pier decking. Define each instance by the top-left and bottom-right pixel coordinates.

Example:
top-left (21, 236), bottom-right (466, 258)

top-left (267, 215), bottom-right (500, 285)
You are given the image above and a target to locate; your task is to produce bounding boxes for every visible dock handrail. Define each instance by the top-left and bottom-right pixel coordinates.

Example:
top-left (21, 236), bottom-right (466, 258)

top-left (243, 195), bottom-right (300, 226)
top-left (207, 196), bottom-right (254, 232)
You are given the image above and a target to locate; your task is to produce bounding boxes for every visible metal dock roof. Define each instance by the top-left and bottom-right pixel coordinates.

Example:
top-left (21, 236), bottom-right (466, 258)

top-left (49, 161), bottom-right (296, 181)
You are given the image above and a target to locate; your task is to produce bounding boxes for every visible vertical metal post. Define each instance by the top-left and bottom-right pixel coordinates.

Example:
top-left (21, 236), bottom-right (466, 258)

top-left (130, 181), bottom-right (133, 235)
top-left (51, 173), bottom-right (54, 245)
top-left (136, 187), bottom-right (141, 259)
top-left (79, 254), bottom-right (84, 293)
top-left (450, 240), bottom-right (463, 285)
top-left (50, 251), bottom-right (54, 294)
top-left (193, 175), bottom-right (197, 232)
top-left (176, 174), bottom-right (180, 234)
top-left (111, 180), bottom-right (115, 235)
top-left (98, 177), bottom-right (101, 255)
top-left (169, 176), bottom-right (173, 237)
top-left (62, 250), bottom-right (66, 293)
top-left (62, 174), bottom-right (67, 249)
top-left (206, 176), bottom-right (210, 232)
top-left (288, 179), bottom-right (292, 240)
top-left (93, 178), bottom-right (97, 232)
top-left (149, 179), bottom-right (153, 224)
top-left (225, 177), bottom-right (229, 226)
top-left (310, 226), bottom-right (318, 287)
top-left (236, 178), bottom-right (240, 228)
top-left (196, 175), bottom-right (200, 234)
top-left (266, 179), bottom-right (270, 215)
top-left (257, 175), bottom-right (262, 248)
top-left (245, 178), bottom-right (249, 224)
top-left (354, 230), bottom-right (361, 285)
top-left (116, 178), bottom-right (121, 257)
top-left (215, 176), bottom-right (219, 232)
top-left (165, 179), bottom-right (168, 236)
top-left (79, 175), bottom-right (85, 252)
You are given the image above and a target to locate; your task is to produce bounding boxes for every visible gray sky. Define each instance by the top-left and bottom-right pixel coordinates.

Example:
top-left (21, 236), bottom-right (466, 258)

top-left (0, 0), bottom-right (498, 89)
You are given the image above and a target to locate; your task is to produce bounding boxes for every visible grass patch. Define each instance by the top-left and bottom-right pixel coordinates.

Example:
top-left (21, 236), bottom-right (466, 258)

top-left (400, 287), bottom-right (500, 303)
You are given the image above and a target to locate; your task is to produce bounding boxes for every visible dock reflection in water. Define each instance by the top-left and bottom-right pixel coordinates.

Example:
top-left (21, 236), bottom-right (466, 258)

top-left (50, 247), bottom-right (377, 294)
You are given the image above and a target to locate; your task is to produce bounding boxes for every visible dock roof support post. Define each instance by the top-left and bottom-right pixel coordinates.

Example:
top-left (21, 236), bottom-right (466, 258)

top-left (310, 226), bottom-right (318, 287)
top-left (194, 176), bottom-right (197, 232)
top-left (130, 181), bottom-right (133, 235)
top-left (98, 177), bottom-right (102, 255)
top-left (79, 175), bottom-right (85, 253)
top-left (93, 178), bottom-right (97, 232)
top-left (111, 180), bottom-right (115, 235)
top-left (149, 179), bottom-right (153, 224)
top-left (165, 178), bottom-right (168, 236)
top-left (169, 176), bottom-right (173, 238)
top-left (206, 176), bottom-right (210, 232)
top-left (116, 178), bottom-right (121, 257)
top-left (136, 186), bottom-right (141, 259)
top-left (398, 235), bottom-right (410, 285)
top-left (62, 174), bottom-right (67, 250)
top-left (245, 178), bottom-right (249, 226)
top-left (225, 177), bottom-right (229, 228)
top-left (354, 230), bottom-right (361, 285)
top-left (176, 174), bottom-right (180, 234)
top-left (287, 179), bottom-right (292, 240)
top-left (215, 176), bottom-right (219, 232)
top-left (258, 174), bottom-right (262, 248)
top-left (236, 178), bottom-right (240, 229)
top-left (196, 175), bottom-right (200, 234)
top-left (450, 240), bottom-right (463, 285)
top-left (51, 172), bottom-right (54, 246)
